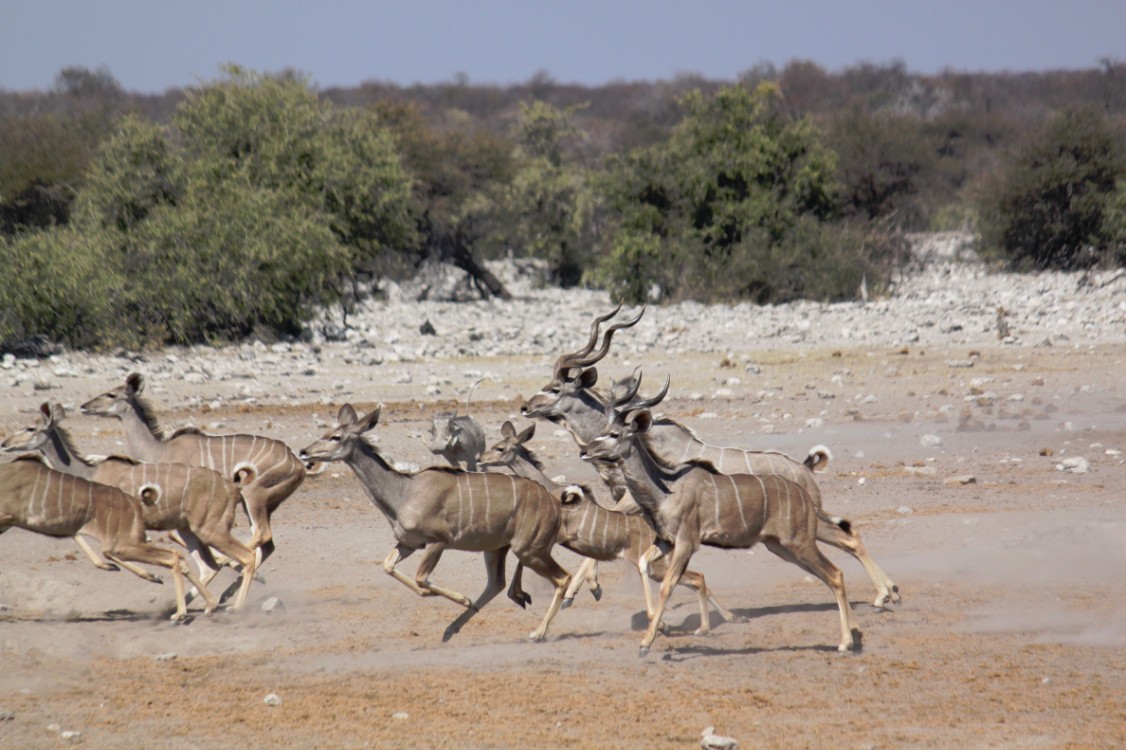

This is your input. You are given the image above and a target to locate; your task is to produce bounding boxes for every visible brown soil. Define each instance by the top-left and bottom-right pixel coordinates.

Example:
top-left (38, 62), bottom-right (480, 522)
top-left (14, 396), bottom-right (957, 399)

top-left (2, 343), bottom-right (1124, 749)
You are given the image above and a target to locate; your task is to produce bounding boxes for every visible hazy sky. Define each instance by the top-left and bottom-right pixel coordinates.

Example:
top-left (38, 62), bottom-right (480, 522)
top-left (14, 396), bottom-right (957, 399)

top-left (3, 1), bottom-right (1124, 93)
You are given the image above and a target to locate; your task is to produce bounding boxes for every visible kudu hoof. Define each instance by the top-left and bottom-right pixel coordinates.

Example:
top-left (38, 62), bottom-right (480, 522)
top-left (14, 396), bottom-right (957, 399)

top-left (638, 645), bottom-right (651, 658)
top-left (590, 584), bottom-right (603, 602)
top-left (560, 597), bottom-right (574, 610)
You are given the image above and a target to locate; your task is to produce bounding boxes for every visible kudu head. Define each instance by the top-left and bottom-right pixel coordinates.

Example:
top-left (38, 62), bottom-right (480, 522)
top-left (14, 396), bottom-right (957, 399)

top-left (479, 420), bottom-right (536, 470)
top-left (1, 402), bottom-right (64, 454)
top-left (579, 373), bottom-right (669, 464)
top-left (299, 403), bottom-right (382, 464)
top-left (81, 372), bottom-right (146, 420)
top-left (521, 304), bottom-right (644, 421)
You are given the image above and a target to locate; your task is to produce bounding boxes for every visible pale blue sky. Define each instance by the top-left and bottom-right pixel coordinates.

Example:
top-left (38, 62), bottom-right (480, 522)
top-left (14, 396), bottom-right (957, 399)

top-left (3, 0), bottom-right (1124, 93)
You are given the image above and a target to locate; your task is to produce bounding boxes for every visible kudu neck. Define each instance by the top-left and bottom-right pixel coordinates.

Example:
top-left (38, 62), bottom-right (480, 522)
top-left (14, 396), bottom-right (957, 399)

top-left (344, 439), bottom-right (413, 519)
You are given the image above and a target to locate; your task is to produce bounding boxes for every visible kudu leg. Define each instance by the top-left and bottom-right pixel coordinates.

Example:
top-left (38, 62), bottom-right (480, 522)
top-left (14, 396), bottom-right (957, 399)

top-left (74, 532), bottom-right (159, 581)
top-left (382, 544), bottom-right (473, 608)
top-left (194, 527), bottom-right (258, 612)
top-left (104, 542), bottom-right (217, 621)
top-left (639, 540), bottom-right (694, 656)
top-left (516, 551), bottom-right (571, 643)
top-left (442, 548), bottom-right (510, 642)
top-left (764, 539), bottom-right (861, 653)
top-left (816, 519), bottom-right (900, 608)
top-left (561, 557), bottom-right (602, 608)
top-left (178, 530), bottom-right (223, 607)
top-left (240, 488), bottom-right (275, 569)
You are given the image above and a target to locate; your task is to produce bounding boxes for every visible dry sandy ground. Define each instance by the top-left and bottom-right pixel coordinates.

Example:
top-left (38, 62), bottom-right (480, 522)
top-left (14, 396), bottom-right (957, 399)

top-left (1, 340), bottom-right (1124, 749)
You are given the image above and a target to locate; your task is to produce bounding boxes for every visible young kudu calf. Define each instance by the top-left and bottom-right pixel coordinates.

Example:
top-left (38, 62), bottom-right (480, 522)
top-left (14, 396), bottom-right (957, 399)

top-left (2, 403), bottom-right (258, 610)
top-left (523, 306), bottom-right (898, 608)
top-left (0, 454), bottom-right (216, 620)
top-left (299, 404), bottom-right (572, 642)
top-left (480, 420), bottom-right (737, 633)
top-left (580, 392), bottom-right (862, 656)
top-left (80, 373), bottom-right (306, 567)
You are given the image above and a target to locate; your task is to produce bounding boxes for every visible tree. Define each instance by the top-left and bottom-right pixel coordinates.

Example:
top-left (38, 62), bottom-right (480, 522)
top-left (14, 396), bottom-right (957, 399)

top-left (597, 82), bottom-right (868, 304)
top-left (173, 66), bottom-right (415, 271)
top-left (492, 101), bottom-right (599, 286)
top-left (374, 101), bottom-right (515, 297)
top-left (981, 106), bottom-right (1124, 269)
top-left (827, 107), bottom-right (941, 229)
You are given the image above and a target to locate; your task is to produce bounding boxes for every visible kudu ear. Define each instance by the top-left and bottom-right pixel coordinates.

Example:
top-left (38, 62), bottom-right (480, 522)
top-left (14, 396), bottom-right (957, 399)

top-left (626, 409), bottom-right (654, 433)
top-left (358, 404), bottom-right (383, 432)
top-left (46, 402), bottom-right (66, 425)
top-left (579, 367), bottom-right (599, 389)
top-left (516, 422), bottom-right (536, 444)
top-left (500, 420), bottom-right (516, 439)
top-left (38, 402), bottom-right (53, 423)
top-left (337, 404), bottom-right (358, 426)
top-left (126, 372), bottom-right (144, 395)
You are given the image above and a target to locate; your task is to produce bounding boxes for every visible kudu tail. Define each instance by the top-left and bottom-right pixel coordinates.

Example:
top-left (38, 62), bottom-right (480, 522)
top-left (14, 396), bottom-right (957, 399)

top-left (804, 444), bottom-right (833, 473)
top-left (815, 508), bottom-right (851, 536)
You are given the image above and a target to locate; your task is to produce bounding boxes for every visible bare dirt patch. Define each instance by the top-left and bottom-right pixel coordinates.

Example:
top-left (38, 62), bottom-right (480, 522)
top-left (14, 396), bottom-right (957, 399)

top-left (2, 342), bottom-right (1124, 749)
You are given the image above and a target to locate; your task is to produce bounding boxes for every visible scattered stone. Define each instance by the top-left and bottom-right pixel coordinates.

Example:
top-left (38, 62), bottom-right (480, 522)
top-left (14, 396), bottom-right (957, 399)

top-left (154, 652), bottom-right (177, 662)
top-left (1056, 457), bottom-right (1089, 474)
top-left (61, 730), bottom-right (83, 743)
top-left (920, 434), bottom-right (943, 448)
top-left (947, 359), bottom-right (975, 368)
top-left (0, 711), bottom-right (13, 721)
top-left (261, 597), bottom-right (286, 615)
top-left (419, 319), bottom-right (437, 335)
top-left (263, 693), bottom-right (283, 707)
top-left (944, 475), bottom-right (977, 485)
top-left (392, 711), bottom-right (410, 720)
top-left (897, 506), bottom-right (914, 515)
top-left (904, 465), bottom-right (937, 477)
top-left (701, 726), bottom-right (738, 750)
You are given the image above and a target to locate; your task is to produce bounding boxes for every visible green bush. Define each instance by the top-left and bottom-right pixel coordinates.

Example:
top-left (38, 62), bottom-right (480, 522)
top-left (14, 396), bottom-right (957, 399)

top-left (980, 106), bottom-right (1124, 270)
top-left (596, 83), bottom-right (865, 304)
top-left (0, 227), bottom-right (121, 349)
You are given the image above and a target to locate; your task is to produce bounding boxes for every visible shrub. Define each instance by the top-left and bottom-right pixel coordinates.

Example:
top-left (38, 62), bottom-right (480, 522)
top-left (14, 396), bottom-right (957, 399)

top-left (980, 106), bottom-right (1124, 269)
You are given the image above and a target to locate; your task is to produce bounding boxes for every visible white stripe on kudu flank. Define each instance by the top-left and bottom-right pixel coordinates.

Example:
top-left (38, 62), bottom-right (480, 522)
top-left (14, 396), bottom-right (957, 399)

top-left (729, 475), bottom-right (747, 529)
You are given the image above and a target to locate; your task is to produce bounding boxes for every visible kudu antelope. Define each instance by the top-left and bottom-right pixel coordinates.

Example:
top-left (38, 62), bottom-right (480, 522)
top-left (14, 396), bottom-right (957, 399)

top-left (80, 373), bottom-right (306, 567)
top-left (0, 454), bottom-right (216, 620)
top-left (610, 369), bottom-right (899, 608)
top-left (523, 306), bottom-right (898, 608)
top-left (299, 404), bottom-right (572, 642)
top-left (2, 403), bottom-right (258, 610)
top-left (580, 382), bottom-right (862, 655)
top-left (480, 420), bottom-right (737, 633)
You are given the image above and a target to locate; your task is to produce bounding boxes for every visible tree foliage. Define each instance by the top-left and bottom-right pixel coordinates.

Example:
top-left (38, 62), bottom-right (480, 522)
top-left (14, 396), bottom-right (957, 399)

top-left (596, 83), bottom-right (868, 304)
top-left (981, 106), bottom-right (1124, 269)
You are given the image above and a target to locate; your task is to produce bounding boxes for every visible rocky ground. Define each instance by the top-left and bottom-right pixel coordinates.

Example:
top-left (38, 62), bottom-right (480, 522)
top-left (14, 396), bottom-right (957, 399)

top-left (1, 248), bottom-right (1124, 748)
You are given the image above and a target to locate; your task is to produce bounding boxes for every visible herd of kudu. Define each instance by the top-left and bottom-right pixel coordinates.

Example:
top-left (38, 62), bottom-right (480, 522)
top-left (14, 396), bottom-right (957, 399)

top-left (1, 306), bottom-right (897, 655)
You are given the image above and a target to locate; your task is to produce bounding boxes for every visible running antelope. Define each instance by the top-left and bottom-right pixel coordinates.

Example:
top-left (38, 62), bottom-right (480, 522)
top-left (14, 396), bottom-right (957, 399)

top-left (80, 373), bottom-right (306, 567)
top-left (0, 454), bottom-right (216, 620)
top-left (523, 306), bottom-right (898, 608)
top-left (299, 403), bottom-right (572, 643)
top-left (580, 393), bottom-right (862, 655)
top-left (610, 370), bottom-right (899, 608)
top-left (480, 420), bottom-right (737, 632)
top-left (2, 402), bottom-right (258, 610)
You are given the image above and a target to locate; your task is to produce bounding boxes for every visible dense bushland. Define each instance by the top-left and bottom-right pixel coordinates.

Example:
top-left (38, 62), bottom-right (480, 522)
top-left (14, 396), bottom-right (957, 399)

top-left (1, 61), bottom-right (1123, 351)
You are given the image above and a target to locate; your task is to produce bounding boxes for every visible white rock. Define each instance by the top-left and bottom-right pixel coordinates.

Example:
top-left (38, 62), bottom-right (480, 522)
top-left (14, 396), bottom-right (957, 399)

top-left (263, 693), bottom-right (283, 707)
top-left (1055, 457), bottom-right (1089, 474)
